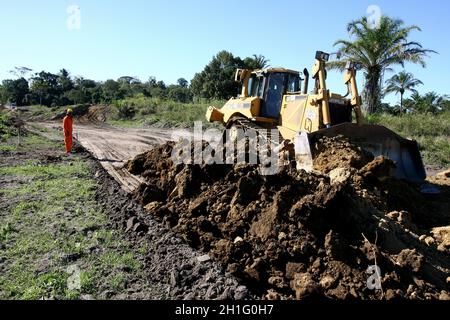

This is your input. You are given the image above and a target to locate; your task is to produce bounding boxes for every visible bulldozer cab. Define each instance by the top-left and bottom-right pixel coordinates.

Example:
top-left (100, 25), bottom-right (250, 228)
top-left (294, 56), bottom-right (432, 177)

top-left (247, 69), bottom-right (302, 119)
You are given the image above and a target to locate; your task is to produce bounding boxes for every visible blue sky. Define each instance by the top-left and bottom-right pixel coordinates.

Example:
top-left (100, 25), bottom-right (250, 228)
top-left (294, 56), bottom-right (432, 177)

top-left (0, 0), bottom-right (449, 104)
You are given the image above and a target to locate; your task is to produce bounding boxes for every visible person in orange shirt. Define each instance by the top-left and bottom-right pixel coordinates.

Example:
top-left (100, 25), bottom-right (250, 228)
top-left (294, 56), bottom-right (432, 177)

top-left (63, 108), bottom-right (74, 154)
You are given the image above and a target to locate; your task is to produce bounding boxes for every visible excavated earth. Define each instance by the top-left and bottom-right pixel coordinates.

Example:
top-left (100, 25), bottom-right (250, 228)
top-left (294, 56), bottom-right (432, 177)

top-left (126, 135), bottom-right (450, 300)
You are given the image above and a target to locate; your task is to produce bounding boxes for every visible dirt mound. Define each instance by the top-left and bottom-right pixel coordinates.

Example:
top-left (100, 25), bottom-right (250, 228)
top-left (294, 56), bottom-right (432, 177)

top-left (51, 104), bottom-right (111, 123)
top-left (311, 135), bottom-right (374, 174)
top-left (78, 105), bottom-right (111, 123)
top-left (126, 136), bottom-right (450, 300)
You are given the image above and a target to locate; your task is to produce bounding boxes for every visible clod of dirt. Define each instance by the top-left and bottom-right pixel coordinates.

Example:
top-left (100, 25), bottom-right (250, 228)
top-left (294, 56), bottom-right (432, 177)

top-left (312, 135), bottom-right (374, 174)
top-left (126, 136), bottom-right (450, 300)
top-left (395, 249), bottom-right (424, 273)
top-left (436, 169), bottom-right (450, 179)
top-left (291, 272), bottom-right (320, 299)
top-left (431, 226), bottom-right (450, 252)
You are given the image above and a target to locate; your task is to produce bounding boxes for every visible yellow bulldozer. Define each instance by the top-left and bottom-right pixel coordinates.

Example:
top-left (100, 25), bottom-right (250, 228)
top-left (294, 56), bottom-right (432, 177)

top-left (205, 51), bottom-right (426, 182)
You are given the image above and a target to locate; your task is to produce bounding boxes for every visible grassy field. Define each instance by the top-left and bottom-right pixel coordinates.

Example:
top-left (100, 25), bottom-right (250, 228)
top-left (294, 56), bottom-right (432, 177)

top-left (110, 94), bottom-right (225, 128)
top-left (0, 132), bottom-right (152, 299)
top-left (367, 112), bottom-right (450, 167)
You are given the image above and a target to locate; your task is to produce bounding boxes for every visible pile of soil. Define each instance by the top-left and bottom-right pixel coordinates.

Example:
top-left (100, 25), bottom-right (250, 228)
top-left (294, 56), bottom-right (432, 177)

top-left (125, 136), bottom-right (450, 300)
top-left (51, 104), bottom-right (110, 123)
top-left (78, 105), bottom-right (111, 123)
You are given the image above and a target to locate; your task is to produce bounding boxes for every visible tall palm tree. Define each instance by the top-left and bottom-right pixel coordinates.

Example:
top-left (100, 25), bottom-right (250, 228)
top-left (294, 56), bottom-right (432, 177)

top-left (328, 16), bottom-right (435, 114)
top-left (385, 71), bottom-right (423, 114)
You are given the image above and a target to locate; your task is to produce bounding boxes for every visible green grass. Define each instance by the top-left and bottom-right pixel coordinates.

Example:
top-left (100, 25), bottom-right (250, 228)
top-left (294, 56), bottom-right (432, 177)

top-left (110, 94), bottom-right (225, 128)
top-left (0, 112), bottom-right (19, 141)
top-left (366, 112), bottom-right (450, 167)
top-left (0, 134), bottom-right (150, 300)
top-left (0, 130), bottom-right (60, 153)
top-left (8, 104), bottom-right (90, 123)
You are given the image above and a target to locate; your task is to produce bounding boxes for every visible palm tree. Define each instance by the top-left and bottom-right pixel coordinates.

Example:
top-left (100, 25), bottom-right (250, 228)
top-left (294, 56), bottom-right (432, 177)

top-left (385, 71), bottom-right (423, 114)
top-left (252, 54), bottom-right (270, 69)
top-left (328, 16), bottom-right (435, 114)
top-left (244, 54), bottom-right (270, 69)
top-left (404, 92), bottom-right (448, 114)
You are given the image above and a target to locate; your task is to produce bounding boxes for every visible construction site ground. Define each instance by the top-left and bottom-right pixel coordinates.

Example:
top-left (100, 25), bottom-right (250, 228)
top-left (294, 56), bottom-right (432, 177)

top-left (1, 111), bottom-right (449, 300)
top-left (0, 123), bottom-right (247, 300)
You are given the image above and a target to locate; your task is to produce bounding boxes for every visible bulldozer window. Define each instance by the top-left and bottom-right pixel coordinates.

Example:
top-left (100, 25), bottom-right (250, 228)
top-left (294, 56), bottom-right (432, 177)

top-left (261, 72), bottom-right (285, 118)
top-left (248, 75), bottom-right (265, 98)
top-left (287, 74), bottom-right (301, 92)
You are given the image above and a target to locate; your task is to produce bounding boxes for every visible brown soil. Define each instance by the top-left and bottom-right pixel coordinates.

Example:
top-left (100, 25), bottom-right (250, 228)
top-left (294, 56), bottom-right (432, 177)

top-left (51, 105), bottom-right (111, 123)
top-left (126, 135), bottom-right (450, 300)
top-left (78, 105), bottom-right (111, 123)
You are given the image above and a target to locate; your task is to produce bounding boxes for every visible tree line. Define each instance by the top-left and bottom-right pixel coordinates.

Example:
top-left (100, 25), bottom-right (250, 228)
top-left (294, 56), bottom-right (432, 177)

top-left (0, 53), bottom-right (269, 108)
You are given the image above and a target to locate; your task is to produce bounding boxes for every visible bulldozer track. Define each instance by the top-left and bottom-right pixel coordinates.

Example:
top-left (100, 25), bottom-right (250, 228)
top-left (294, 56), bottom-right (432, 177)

top-left (232, 117), bottom-right (282, 143)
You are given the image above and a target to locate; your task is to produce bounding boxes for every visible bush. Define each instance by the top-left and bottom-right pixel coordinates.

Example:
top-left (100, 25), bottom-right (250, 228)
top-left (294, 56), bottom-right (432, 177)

top-left (112, 95), bottom-right (225, 127)
top-left (367, 111), bottom-right (450, 166)
top-left (0, 112), bottom-right (20, 140)
top-left (114, 102), bottom-right (136, 120)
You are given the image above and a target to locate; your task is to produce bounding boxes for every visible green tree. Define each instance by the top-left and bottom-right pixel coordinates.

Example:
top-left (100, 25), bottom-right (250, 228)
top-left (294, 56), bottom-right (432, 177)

top-left (191, 50), bottom-right (245, 100)
top-left (1, 78), bottom-right (30, 105)
top-left (9, 67), bottom-right (33, 79)
top-left (177, 78), bottom-right (189, 88)
top-left (65, 77), bottom-right (101, 104)
top-left (167, 85), bottom-right (192, 103)
top-left (156, 80), bottom-right (166, 90)
top-left (57, 69), bottom-right (74, 92)
top-left (147, 76), bottom-right (157, 88)
top-left (404, 92), bottom-right (448, 114)
top-left (385, 71), bottom-right (423, 114)
top-left (57, 69), bottom-right (74, 105)
top-left (30, 71), bottom-right (59, 106)
top-left (328, 16), bottom-right (435, 114)
top-left (102, 79), bottom-right (122, 102)
top-left (117, 76), bottom-right (145, 98)
top-left (118, 76), bottom-right (139, 84)
top-left (243, 54), bottom-right (270, 69)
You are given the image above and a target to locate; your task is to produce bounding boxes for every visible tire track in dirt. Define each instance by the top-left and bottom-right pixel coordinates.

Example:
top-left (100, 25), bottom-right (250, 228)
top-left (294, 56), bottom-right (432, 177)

top-left (35, 122), bottom-right (183, 193)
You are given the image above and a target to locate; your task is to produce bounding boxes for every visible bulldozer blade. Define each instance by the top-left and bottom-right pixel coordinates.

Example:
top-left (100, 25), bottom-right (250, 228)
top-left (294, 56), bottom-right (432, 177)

top-left (307, 123), bottom-right (426, 183)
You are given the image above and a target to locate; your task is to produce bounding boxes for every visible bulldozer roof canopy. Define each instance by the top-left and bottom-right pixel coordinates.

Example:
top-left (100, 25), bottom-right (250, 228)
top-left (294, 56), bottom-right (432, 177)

top-left (253, 68), bottom-right (299, 75)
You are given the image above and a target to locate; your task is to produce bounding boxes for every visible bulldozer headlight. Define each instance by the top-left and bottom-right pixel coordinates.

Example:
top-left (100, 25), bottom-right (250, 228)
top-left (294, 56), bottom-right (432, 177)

top-left (346, 61), bottom-right (363, 70)
top-left (315, 51), bottom-right (330, 62)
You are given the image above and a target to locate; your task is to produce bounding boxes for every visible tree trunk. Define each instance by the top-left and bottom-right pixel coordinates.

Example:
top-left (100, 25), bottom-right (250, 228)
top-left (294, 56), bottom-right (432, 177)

top-left (400, 93), bottom-right (403, 115)
top-left (363, 67), bottom-right (382, 114)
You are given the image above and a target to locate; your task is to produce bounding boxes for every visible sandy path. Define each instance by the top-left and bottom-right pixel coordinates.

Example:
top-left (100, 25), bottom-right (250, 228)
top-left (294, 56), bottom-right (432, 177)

top-left (35, 122), bottom-right (187, 193)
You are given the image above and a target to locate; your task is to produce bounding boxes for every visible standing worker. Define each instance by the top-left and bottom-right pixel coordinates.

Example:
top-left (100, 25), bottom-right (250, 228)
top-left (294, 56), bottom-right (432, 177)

top-left (63, 108), bottom-right (74, 154)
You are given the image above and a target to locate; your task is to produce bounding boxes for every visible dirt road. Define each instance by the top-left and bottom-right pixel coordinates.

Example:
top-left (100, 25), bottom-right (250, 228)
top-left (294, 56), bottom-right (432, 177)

top-left (36, 123), bottom-right (186, 193)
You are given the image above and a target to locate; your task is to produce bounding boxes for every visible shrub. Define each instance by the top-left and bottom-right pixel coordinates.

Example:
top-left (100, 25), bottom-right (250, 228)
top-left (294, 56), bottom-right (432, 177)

top-left (367, 111), bottom-right (450, 166)
top-left (114, 102), bottom-right (136, 120)
top-left (0, 112), bottom-right (21, 140)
